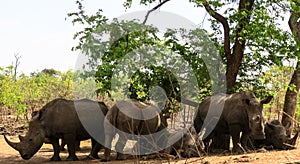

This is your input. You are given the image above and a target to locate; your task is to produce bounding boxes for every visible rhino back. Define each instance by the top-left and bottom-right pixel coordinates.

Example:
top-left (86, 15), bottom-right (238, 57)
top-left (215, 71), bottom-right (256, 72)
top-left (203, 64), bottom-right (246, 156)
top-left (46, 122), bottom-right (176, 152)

top-left (107, 100), bottom-right (166, 134)
top-left (194, 92), bottom-right (249, 134)
top-left (38, 99), bottom-right (93, 140)
top-left (113, 100), bottom-right (143, 133)
top-left (139, 105), bottom-right (166, 135)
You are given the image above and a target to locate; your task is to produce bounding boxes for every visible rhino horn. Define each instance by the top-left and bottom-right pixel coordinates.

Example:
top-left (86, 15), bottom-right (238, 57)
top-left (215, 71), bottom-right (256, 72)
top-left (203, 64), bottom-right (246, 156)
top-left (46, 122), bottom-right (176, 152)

top-left (18, 135), bottom-right (25, 142)
top-left (4, 135), bottom-right (21, 151)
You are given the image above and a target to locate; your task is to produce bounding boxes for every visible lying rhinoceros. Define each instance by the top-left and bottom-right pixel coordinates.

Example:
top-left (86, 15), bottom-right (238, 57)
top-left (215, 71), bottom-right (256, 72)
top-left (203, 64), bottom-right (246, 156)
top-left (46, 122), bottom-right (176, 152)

top-left (166, 126), bottom-right (204, 158)
top-left (194, 91), bottom-right (273, 153)
top-left (4, 98), bottom-right (108, 161)
top-left (102, 99), bottom-right (168, 161)
top-left (251, 120), bottom-right (299, 150)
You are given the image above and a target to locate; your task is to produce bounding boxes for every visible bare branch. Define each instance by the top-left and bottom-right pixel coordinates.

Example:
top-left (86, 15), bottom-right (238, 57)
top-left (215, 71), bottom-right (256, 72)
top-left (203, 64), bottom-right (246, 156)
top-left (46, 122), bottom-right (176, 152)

top-left (281, 110), bottom-right (300, 126)
top-left (13, 53), bottom-right (21, 81)
top-left (202, 0), bottom-right (231, 59)
top-left (143, 0), bottom-right (171, 24)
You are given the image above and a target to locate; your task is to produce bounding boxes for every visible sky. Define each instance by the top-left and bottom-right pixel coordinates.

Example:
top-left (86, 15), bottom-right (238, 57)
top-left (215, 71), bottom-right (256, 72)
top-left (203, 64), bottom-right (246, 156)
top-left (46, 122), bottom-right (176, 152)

top-left (1, 1), bottom-right (292, 76)
top-left (0, 0), bottom-right (206, 75)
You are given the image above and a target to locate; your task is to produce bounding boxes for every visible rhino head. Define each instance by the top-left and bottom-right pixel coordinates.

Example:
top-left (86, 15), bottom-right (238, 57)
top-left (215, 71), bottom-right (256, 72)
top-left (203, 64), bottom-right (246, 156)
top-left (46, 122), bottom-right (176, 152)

top-left (181, 127), bottom-right (204, 158)
top-left (4, 111), bottom-right (45, 160)
top-left (243, 92), bottom-right (273, 140)
top-left (265, 120), bottom-right (298, 150)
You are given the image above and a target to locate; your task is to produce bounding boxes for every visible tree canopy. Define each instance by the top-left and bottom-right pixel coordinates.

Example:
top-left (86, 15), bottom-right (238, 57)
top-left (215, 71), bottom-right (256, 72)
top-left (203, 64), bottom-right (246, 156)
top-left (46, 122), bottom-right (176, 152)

top-left (68, 0), bottom-right (299, 106)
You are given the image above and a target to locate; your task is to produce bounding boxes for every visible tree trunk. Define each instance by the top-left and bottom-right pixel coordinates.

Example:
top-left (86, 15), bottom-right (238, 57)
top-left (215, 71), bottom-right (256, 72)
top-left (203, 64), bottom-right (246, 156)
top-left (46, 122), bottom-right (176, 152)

top-left (282, 7), bottom-right (300, 136)
top-left (202, 0), bottom-right (254, 93)
top-left (226, 0), bottom-right (254, 93)
top-left (282, 63), bottom-right (300, 136)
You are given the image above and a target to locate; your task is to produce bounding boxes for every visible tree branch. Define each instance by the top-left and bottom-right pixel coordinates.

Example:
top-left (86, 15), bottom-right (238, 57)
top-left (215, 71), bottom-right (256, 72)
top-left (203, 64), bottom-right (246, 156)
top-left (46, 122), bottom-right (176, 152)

top-left (232, 0), bottom-right (254, 56)
top-left (288, 11), bottom-right (300, 43)
top-left (202, 0), bottom-right (231, 60)
top-left (143, 0), bottom-right (171, 24)
top-left (13, 53), bottom-right (21, 81)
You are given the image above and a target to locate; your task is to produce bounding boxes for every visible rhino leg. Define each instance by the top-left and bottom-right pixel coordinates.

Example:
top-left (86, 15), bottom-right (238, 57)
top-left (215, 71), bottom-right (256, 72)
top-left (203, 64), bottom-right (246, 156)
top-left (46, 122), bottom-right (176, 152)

top-left (157, 130), bottom-right (169, 153)
top-left (50, 139), bottom-right (61, 161)
top-left (75, 140), bottom-right (80, 151)
top-left (88, 139), bottom-right (101, 159)
top-left (60, 139), bottom-right (66, 151)
top-left (210, 134), bottom-right (230, 150)
top-left (61, 139), bottom-right (80, 151)
top-left (102, 127), bottom-right (114, 161)
top-left (64, 134), bottom-right (79, 161)
top-left (241, 133), bottom-right (251, 151)
top-left (203, 138), bottom-right (210, 153)
top-left (115, 133), bottom-right (128, 160)
top-left (230, 125), bottom-right (244, 153)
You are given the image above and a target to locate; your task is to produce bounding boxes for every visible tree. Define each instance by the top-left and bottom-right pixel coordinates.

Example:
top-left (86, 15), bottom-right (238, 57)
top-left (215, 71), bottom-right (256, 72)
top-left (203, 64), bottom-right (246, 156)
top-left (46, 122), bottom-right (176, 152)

top-left (282, 0), bottom-right (300, 136)
top-left (68, 2), bottom-right (215, 106)
top-left (122, 0), bottom-right (292, 93)
top-left (69, 0), bottom-right (293, 99)
top-left (190, 0), bottom-right (294, 93)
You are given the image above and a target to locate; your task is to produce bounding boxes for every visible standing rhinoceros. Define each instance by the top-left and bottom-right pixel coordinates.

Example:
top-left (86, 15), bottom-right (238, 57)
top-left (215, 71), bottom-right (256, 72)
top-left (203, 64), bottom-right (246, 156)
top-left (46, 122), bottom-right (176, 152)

top-left (102, 99), bottom-right (168, 161)
top-left (194, 91), bottom-right (273, 153)
top-left (251, 120), bottom-right (299, 150)
top-left (4, 98), bottom-right (108, 161)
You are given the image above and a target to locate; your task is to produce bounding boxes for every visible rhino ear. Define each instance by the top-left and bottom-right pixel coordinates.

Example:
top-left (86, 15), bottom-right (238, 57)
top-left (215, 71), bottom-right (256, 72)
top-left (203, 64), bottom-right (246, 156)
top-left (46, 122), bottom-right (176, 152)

top-left (243, 99), bottom-right (252, 106)
top-left (266, 122), bottom-right (275, 130)
top-left (261, 96), bottom-right (273, 104)
top-left (31, 111), bottom-right (41, 121)
top-left (31, 111), bottom-right (38, 118)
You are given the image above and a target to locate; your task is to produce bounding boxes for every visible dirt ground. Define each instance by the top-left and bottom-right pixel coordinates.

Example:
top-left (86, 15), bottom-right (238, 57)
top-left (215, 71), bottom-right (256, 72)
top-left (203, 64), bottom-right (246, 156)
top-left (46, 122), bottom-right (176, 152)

top-left (1, 136), bottom-right (300, 164)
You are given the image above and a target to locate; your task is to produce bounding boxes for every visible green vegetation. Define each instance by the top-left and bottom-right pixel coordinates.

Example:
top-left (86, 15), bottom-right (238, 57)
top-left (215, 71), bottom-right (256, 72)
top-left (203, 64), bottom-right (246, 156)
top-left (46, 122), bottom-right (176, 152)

top-left (1, 64), bottom-right (299, 122)
top-left (0, 67), bottom-right (97, 120)
top-left (257, 66), bottom-right (300, 120)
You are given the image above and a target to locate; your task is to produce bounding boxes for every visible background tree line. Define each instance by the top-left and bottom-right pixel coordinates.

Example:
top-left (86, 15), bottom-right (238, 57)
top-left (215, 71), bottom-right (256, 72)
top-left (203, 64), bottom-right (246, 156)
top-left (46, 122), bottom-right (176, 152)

top-left (0, 64), bottom-right (299, 121)
top-left (0, 66), bottom-right (104, 121)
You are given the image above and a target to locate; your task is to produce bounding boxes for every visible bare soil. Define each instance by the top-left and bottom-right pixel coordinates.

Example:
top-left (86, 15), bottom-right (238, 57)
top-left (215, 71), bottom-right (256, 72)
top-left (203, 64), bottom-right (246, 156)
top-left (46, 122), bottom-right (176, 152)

top-left (1, 109), bottom-right (300, 164)
top-left (1, 135), bottom-right (300, 164)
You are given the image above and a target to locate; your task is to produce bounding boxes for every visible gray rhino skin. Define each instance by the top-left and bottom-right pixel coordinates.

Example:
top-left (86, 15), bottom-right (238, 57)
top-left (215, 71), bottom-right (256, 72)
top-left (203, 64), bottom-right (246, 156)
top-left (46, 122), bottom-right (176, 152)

top-left (166, 126), bottom-right (204, 158)
top-left (4, 98), bottom-right (108, 161)
top-left (60, 138), bottom-right (80, 151)
top-left (254, 120), bottom-right (299, 150)
top-left (102, 100), bottom-right (168, 161)
top-left (194, 91), bottom-right (273, 153)
top-left (43, 137), bottom-right (80, 151)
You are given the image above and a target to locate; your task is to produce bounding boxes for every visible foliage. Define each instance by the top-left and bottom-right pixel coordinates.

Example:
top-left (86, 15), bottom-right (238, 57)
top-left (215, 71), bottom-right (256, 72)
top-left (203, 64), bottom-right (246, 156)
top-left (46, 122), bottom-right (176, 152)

top-left (67, 0), bottom-right (300, 118)
top-left (190, 0), bottom-right (297, 93)
top-left (0, 66), bottom-right (98, 119)
top-left (257, 65), bottom-right (300, 120)
top-left (68, 1), bottom-right (227, 108)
